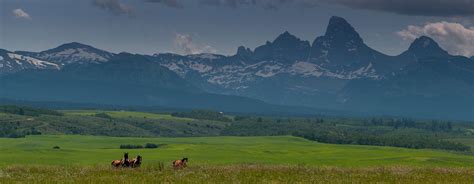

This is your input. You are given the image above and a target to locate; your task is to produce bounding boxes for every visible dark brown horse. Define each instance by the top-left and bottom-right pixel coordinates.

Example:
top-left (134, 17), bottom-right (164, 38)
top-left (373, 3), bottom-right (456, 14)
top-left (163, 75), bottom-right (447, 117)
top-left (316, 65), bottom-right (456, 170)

top-left (172, 158), bottom-right (188, 169)
top-left (130, 155), bottom-right (142, 168)
top-left (111, 152), bottom-right (130, 168)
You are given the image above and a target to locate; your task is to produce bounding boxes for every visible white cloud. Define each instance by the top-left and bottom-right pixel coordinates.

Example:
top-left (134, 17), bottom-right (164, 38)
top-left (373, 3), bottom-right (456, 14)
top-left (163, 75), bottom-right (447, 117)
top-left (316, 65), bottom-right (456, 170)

top-left (397, 22), bottom-right (474, 57)
top-left (12, 9), bottom-right (31, 20)
top-left (174, 33), bottom-right (217, 55)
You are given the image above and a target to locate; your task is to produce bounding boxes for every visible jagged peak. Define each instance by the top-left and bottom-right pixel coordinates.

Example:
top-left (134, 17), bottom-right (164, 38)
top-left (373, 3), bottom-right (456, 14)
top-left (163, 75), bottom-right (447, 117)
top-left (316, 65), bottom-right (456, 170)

top-left (325, 16), bottom-right (361, 39)
top-left (236, 46), bottom-right (253, 57)
top-left (406, 36), bottom-right (448, 57)
top-left (311, 16), bottom-right (364, 49)
top-left (409, 36), bottom-right (442, 50)
top-left (275, 31), bottom-right (293, 40)
top-left (273, 31), bottom-right (307, 45)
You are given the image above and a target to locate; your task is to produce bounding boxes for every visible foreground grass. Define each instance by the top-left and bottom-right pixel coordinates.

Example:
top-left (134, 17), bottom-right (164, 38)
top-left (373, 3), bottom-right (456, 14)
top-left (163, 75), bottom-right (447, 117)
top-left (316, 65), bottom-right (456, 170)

top-left (0, 165), bottom-right (473, 183)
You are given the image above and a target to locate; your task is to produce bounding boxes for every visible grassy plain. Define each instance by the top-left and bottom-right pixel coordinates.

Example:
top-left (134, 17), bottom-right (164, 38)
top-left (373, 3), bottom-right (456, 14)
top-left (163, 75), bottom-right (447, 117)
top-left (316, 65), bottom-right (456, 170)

top-left (0, 135), bottom-right (473, 167)
top-left (1, 109), bottom-right (474, 183)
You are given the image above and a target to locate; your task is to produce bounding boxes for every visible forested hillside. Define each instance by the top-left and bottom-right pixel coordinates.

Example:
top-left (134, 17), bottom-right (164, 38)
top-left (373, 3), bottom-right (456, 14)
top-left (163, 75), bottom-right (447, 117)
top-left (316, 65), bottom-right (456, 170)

top-left (0, 106), bottom-right (473, 152)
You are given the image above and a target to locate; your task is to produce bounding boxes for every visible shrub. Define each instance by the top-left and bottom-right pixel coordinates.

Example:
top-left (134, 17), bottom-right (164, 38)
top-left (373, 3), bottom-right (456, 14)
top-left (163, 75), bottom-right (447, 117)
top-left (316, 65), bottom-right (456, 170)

top-left (144, 143), bottom-right (159, 149)
top-left (119, 143), bottom-right (162, 149)
top-left (120, 144), bottom-right (144, 149)
top-left (53, 146), bottom-right (60, 149)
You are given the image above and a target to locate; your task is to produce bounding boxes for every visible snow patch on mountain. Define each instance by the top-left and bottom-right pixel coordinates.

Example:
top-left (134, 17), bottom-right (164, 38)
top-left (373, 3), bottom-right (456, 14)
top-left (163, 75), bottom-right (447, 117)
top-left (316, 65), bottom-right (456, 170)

top-left (7, 53), bottom-right (59, 69)
top-left (290, 61), bottom-right (323, 77)
top-left (39, 48), bottom-right (109, 64)
top-left (162, 62), bottom-right (186, 77)
top-left (188, 53), bottom-right (223, 60)
top-left (255, 64), bottom-right (283, 77)
top-left (189, 62), bottom-right (213, 73)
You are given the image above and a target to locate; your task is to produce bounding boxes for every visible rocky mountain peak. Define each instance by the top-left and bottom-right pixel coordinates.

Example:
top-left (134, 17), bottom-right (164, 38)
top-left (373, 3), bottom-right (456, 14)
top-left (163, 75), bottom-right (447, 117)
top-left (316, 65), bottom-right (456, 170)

top-left (323, 16), bottom-right (363, 44)
top-left (252, 31), bottom-right (310, 62)
top-left (405, 36), bottom-right (449, 58)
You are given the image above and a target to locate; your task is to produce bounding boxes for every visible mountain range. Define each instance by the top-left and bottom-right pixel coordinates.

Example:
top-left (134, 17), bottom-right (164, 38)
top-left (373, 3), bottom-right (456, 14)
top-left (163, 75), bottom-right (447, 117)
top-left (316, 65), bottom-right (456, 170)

top-left (1, 16), bottom-right (473, 120)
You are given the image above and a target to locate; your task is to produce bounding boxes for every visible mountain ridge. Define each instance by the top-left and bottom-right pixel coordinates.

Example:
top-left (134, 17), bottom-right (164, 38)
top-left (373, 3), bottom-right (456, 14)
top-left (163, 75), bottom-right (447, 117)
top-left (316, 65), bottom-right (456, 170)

top-left (1, 16), bottom-right (473, 120)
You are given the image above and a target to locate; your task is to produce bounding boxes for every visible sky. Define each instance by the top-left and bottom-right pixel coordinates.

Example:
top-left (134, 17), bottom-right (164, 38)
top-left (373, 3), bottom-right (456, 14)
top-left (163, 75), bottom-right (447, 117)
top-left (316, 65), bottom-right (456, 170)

top-left (1, 0), bottom-right (473, 57)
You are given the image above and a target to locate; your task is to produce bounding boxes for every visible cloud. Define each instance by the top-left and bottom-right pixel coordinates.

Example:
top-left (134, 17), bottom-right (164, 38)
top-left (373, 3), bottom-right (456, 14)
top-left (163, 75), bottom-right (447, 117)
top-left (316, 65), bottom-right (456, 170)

top-left (198, 0), bottom-right (301, 10)
top-left (12, 9), bottom-right (31, 20)
top-left (174, 33), bottom-right (217, 55)
top-left (397, 22), bottom-right (474, 57)
top-left (89, 0), bottom-right (471, 16)
top-left (195, 0), bottom-right (474, 16)
top-left (92, 0), bottom-right (133, 16)
top-left (144, 0), bottom-right (183, 8)
top-left (324, 0), bottom-right (474, 17)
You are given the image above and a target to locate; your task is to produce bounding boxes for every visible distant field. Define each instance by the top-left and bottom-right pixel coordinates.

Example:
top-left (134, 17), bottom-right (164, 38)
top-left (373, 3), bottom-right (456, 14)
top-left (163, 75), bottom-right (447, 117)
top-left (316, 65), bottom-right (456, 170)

top-left (61, 110), bottom-right (194, 121)
top-left (0, 135), bottom-right (474, 167)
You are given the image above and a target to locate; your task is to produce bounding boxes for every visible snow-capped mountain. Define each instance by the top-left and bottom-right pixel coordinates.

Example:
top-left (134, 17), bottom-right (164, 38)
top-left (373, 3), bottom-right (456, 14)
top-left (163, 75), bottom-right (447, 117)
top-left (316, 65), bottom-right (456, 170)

top-left (1, 16), bottom-right (473, 119)
top-left (1, 42), bottom-right (115, 74)
top-left (151, 16), bottom-right (401, 107)
top-left (0, 49), bottom-right (59, 75)
top-left (149, 16), bottom-right (474, 119)
top-left (17, 42), bottom-right (115, 66)
top-left (155, 16), bottom-right (392, 88)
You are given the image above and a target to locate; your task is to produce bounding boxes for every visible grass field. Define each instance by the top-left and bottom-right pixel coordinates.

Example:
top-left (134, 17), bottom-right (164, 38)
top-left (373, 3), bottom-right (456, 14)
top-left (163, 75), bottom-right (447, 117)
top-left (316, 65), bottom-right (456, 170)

top-left (1, 135), bottom-right (474, 183)
top-left (2, 109), bottom-right (474, 183)
top-left (1, 165), bottom-right (473, 183)
top-left (1, 135), bottom-right (474, 167)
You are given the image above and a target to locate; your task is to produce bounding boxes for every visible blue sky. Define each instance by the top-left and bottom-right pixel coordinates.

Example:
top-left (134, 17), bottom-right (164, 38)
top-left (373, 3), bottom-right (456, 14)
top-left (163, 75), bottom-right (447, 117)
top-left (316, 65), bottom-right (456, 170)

top-left (1, 0), bottom-right (473, 56)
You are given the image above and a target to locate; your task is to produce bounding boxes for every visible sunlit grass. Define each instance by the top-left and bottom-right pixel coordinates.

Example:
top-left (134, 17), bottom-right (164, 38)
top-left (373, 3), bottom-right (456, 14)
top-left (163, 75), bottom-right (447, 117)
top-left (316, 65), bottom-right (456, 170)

top-left (1, 135), bottom-right (474, 167)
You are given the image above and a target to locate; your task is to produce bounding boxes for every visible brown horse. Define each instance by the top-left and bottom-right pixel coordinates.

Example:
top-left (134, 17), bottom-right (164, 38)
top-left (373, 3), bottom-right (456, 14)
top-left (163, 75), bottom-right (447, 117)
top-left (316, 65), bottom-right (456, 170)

top-left (130, 155), bottom-right (142, 168)
top-left (111, 152), bottom-right (130, 168)
top-left (172, 158), bottom-right (188, 169)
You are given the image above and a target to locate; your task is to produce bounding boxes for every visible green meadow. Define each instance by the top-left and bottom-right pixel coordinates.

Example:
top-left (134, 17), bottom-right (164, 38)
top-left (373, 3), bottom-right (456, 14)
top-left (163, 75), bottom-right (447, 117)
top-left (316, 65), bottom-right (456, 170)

top-left (1, 135), bottom-right (474, 183)
top-left (2, 108), bottom-right (474, 183)
top-left (0, 135), bottom-right (473, 167)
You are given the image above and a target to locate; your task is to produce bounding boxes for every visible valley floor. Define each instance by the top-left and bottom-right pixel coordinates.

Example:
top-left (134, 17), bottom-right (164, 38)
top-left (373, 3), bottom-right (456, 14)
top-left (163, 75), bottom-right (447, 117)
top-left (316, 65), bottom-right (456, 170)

top-left (1, 135), bottom-right (474, 167)
top-left (1, 135), bottom-right (474, 183)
